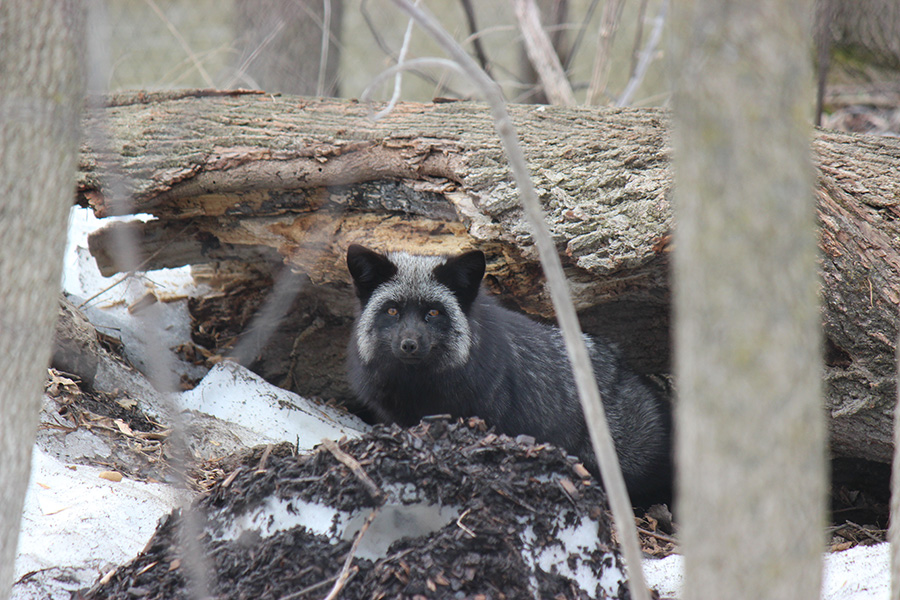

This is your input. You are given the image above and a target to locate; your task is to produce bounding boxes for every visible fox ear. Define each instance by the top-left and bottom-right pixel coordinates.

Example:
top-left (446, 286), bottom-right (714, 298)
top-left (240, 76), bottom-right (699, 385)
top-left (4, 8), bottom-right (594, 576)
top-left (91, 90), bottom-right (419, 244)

top-left (347, 245), bottom-right (397, 304)
top-left (433, 250), bottom-right (485, 312)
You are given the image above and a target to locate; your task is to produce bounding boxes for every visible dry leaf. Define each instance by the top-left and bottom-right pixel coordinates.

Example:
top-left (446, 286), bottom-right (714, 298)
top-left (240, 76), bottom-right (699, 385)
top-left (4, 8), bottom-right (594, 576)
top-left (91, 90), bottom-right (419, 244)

top-left (114, 419), bottom-right (135, 436)
top-left (99, 471), bottom-right (123, 482)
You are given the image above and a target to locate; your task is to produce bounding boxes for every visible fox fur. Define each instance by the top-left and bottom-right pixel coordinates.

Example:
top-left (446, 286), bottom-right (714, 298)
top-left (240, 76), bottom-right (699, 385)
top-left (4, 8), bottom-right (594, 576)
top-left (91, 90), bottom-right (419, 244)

top-left (346, 244), bottom-right (672, 503)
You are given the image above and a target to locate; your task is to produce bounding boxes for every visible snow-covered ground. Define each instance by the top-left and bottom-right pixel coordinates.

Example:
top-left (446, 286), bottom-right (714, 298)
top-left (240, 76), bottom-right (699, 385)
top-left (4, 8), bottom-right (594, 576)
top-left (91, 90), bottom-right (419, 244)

top-left (643, 543), bottom-right (889, 600)
top-left (10, 206), bottom-right (893, 599)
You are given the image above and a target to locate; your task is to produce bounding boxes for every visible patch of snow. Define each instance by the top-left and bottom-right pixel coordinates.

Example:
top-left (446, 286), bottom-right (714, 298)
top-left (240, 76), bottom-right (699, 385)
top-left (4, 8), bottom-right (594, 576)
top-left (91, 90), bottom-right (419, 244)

top-left (13, 448), bottom-right (188, 600)
top-left (208, 480), bottom-right (460, 562)
top-left (212, 496), bottom-right (345, 543)
top-left (520, 515), bottom-right (626, 599)
top-left (343, 502), bottom-right (461, 561)
top-left (822, 543), bottom-right (889, 600)
top-left (643, 553), bottom-right (683, 599)
top-left (642, 543), bottom-right (891, 600)
top-left (177, 360), bottom-right (368, 449)
top-left (37, 421), bottom-right (113, 465)
top-left (64, 207), bottom-right (198, 299)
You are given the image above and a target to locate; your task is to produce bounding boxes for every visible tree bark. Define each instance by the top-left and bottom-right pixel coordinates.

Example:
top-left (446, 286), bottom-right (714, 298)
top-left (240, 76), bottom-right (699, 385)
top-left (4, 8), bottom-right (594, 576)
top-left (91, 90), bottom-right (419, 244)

top-left (671, 1), bottom-right (824, 598)
top-left (0, 3), bottom-right (85, 599)
top-left (76, 91), bottom-right (900, 465)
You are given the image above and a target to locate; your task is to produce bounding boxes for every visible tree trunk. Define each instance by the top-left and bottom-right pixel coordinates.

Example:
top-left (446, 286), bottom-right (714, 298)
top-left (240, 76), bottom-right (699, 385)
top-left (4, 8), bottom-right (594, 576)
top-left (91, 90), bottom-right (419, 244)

top-left (0, 3), bottom-right (85, 599)
top-left (671, 1), bottom-right (824, 599)
top-left (76, 91), bottom-right (900, 466)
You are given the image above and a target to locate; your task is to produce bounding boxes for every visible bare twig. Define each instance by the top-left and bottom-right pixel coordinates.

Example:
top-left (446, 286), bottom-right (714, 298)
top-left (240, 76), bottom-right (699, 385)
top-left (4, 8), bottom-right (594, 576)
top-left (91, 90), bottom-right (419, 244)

top-left (626, 0), bottom-right (650, 83)
top-left (278, 574), bottom-right (339, 600)
top-left (321, 508), bottom-right (379, 600)
top-left (637, 526), bottom-right (678, 545)
top-left (889, 333), bottom-right (900, 600)
top-left (220, 467), bottom-right (242, 488)
top-left (617, 0), bottom-right (668, 107)
top-left (225, 20), bottom-right (285, 89)
top-left (371, 0), bottom-right (419, 120)
top-left (814, 0), bottom-right (835, 126)
top-left (254, 444), bottom-right (273, 474)
top-left (563, 0), bottom-right (601, 72)
top-left (586, 0), bottom-right (625, 105)
top-left (359, 0), bottom-right (461, 98)
top-left (362, 58), bottom-right (467, 113)
top-left (81, 30), bottom-right (215, 600)
top-left (321, 438), bottom-right (384, 501)
top-left (142, 0), bottom-right (214, 87)
top-left (456, 508), bottom-right (476, 538)
top-left (382, 3), bottom-right (651, 599)
top-left (317, 0), bottom-right (332, 96)
top-left (843, 521), bottom-right (885, 545)
top-left (76, 223), bottom-right (193, 310)
top-left (512, 0), bottom-right (576, 105)
top-left (459, 0), bottom-right (492, 76)
top-left (227, 266), bottom-right (305, 365)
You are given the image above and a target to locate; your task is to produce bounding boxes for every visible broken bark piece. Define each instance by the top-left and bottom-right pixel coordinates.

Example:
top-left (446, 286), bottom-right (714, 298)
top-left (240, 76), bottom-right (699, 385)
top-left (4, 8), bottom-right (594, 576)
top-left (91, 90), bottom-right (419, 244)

top-left (53, 296), bottom-right (105, 388)
top-left (53, 295), bottom-right (170, 421)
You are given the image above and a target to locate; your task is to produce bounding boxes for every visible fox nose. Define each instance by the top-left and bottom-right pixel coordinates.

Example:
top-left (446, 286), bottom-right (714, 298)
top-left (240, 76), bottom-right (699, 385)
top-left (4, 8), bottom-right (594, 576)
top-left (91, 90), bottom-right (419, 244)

top-left (400, 338), bottom-right (419, 354)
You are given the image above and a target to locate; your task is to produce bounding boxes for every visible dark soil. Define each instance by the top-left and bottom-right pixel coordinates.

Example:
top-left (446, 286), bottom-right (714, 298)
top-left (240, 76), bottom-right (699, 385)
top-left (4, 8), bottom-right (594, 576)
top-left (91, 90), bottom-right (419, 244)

top-left (84, 417), bottom-right (629, 600)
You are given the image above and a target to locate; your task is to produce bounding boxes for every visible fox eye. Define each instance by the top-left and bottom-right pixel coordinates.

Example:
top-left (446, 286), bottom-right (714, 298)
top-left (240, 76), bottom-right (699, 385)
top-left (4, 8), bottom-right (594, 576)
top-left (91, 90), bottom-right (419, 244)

top-left (427, 308), bottom-right (441, 318)
top-left (386, 306), bottom-right (399, 316)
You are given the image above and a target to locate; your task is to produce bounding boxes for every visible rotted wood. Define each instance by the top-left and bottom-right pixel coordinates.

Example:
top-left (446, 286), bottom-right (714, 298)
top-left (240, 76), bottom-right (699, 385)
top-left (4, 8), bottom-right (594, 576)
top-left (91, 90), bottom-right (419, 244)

top-left (76, 90), bottom-right (900, 464)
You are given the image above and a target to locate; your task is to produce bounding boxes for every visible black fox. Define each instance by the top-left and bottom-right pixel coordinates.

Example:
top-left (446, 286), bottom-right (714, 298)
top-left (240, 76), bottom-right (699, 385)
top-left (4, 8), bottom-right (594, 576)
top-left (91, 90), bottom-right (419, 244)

top-left (346, 244), bottom-right (672, 503)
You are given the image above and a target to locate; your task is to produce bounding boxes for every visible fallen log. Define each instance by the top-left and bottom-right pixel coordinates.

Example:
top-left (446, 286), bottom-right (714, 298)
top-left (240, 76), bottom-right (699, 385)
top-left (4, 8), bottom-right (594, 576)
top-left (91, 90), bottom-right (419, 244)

top-left (76, 90), bottom-right (900, 464)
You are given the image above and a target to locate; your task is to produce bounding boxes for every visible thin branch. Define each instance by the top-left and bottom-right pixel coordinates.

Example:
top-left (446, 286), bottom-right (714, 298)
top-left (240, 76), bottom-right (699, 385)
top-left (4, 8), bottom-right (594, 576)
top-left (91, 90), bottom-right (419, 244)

top-left (371, 1), bottom-right (419, 120)
top-left (76, 222), bottom-right (193, 309)
top-left (359, 0), bottom-right (462, 98)
top-left (459, 0), bottom-right (492, 77)
top-left (277, 574), bottom-right (340, 600)
top-left (254, 444), bottom-right (274, 474)
top-left (321, 438), bottom-right (384, 501)
top-left (637, 526), bottom-right (678, 545)
top-left (563, 0), bottom-right (601, 72)
top-left (586, 0), bottom-right (625, 105)
top-left (317, 0), bottom-right (332, 96)
top-left (227, 266), bottom-right (305, 365)
top-left (225, 20), bottom-right (286, 89)
top-left (384, 3), bottom-right (651, 599)
top-left (142, 0), bottom-right (214, 87)
top-left (321, 508), bottom-right (379, 600)
top-left (814, 0), bottom-right (835, 126)
top-left (512, 0), bottom-right (576, 106)
top-left (890, 333), bottom-right (900, 599)
top-left (617, 0), bottom-right (668, 107)
top-left (362, 57), bottom-right (468, 112)
top-left (626, 0), bottom-right (650, 83)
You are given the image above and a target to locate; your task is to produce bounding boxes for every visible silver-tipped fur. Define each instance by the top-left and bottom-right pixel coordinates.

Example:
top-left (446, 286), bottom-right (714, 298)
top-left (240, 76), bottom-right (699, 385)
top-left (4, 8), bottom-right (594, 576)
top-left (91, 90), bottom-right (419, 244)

top-left (345, 244), bottom-right (672, 504)
top-left (354, 251), bottom-right (473, 367)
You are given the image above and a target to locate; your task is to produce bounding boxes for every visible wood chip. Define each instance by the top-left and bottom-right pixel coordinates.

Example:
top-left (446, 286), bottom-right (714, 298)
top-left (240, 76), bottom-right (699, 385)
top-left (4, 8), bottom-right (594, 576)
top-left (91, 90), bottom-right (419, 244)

top-left (573, 462), bottom-right (592, 479)
top-left (127, 292), bottom-right (158, 314)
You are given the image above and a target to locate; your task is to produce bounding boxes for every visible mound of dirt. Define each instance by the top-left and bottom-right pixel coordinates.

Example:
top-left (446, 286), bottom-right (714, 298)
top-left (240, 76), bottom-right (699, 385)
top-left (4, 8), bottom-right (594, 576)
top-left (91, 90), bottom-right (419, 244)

top-left (84, 417), bottom-right (628, 600)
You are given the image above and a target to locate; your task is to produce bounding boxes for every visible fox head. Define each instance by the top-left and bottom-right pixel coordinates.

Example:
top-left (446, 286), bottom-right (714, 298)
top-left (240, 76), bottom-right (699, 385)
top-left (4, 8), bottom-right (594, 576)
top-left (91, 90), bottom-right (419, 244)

top-left (347, 245), bottom-right (486, 369)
